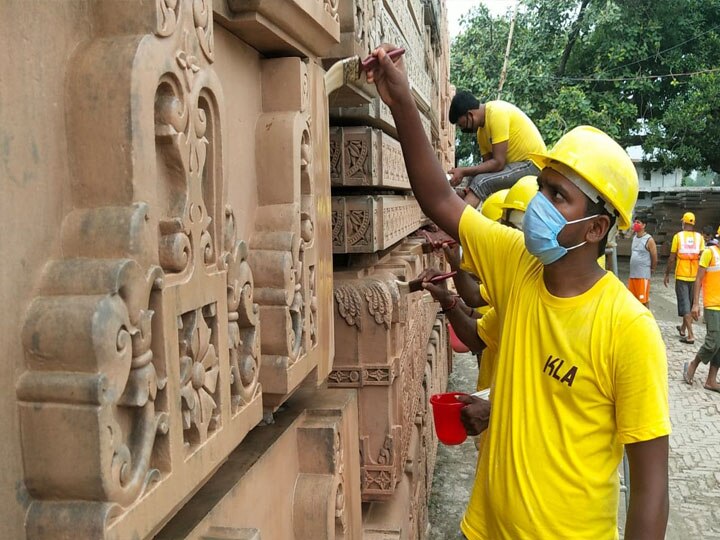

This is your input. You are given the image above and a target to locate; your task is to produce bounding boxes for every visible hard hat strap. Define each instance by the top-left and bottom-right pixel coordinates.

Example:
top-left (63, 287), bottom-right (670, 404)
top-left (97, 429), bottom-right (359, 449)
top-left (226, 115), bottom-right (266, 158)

top-left (547, 162), bottom-right (615, 218)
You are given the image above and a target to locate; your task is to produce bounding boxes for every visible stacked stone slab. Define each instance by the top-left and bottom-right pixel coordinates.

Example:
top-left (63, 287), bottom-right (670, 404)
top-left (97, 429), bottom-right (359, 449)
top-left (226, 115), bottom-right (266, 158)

top-left (327, 0), bottom-right (455, 537)
top-left (632, 188), bottom-right (720, 256)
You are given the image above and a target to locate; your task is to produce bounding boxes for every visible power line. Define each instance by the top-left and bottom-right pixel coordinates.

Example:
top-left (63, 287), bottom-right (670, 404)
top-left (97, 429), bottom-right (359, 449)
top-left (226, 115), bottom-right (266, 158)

top-left (529, 67), bottom-right (720, 83)
top-left (602, 23), bottom-right (720, 75)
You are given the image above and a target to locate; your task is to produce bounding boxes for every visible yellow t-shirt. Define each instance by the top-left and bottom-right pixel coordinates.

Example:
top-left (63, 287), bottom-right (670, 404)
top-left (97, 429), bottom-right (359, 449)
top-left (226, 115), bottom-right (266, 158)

top-left (458, 207), bottom-right (671, 540)
top-left (476, 307), bottom-right (500, 391)
top-left (474, 284), bottom-right (492, 316)
top-left (699, 247), bottom-right (720, 310)
top-left (476, 101), bottom-right (546, 164)
top-left (671, 231), bottom-right (704, 281)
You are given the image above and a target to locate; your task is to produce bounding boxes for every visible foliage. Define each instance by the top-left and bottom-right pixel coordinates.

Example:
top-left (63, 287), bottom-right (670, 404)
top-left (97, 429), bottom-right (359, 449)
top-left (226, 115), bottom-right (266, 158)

top-left (450, 0), bottom-right (720, 173)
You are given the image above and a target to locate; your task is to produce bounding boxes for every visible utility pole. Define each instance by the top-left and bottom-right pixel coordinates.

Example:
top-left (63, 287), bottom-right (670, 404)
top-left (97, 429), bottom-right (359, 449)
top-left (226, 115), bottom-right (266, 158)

top-left (497, 4), bottom-right (517, 99)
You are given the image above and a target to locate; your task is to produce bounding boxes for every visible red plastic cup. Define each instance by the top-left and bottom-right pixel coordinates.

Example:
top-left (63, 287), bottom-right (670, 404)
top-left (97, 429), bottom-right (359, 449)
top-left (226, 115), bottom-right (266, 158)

top-left (448, 323), bottom-right (470, 353)
top-left (429, 392), bottom-right (469, 445)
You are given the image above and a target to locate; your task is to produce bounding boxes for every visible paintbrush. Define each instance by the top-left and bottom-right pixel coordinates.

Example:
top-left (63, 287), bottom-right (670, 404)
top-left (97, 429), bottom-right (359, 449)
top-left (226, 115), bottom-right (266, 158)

top-left (396, 270), bottom-right (457, 295)
top-left (325, 48), bottom-right (406, 95)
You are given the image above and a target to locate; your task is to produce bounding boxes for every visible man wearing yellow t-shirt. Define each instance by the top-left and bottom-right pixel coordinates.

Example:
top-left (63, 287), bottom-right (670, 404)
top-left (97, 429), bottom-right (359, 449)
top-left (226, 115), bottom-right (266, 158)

top-left (683, 242), bottom-right (720, 392)
top-left (366, 45), bottom-right (670, 540)
top-left (447, 91), bottom-right (546, 208)
top-left (664, 212), bottom-right (704, 344)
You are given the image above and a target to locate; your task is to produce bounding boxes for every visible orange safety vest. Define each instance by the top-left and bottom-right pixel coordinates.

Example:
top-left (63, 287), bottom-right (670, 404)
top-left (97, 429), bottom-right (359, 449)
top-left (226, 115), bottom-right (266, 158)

top-left (677, 231), bottom-right (702, 260)
top-left (703, 245), bottom-right (720, 308)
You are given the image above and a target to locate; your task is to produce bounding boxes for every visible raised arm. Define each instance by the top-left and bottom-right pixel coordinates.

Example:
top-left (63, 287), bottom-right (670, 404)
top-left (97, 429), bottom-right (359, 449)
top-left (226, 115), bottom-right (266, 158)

top-left (624, 436), bottom-right (669, 540)
top-left (366, 46), bottom-right (467, 240)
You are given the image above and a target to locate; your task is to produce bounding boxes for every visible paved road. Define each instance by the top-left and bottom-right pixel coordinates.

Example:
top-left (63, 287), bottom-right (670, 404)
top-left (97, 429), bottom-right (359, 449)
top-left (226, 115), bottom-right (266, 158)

top-left (428, 258), bottom-right (720, 539)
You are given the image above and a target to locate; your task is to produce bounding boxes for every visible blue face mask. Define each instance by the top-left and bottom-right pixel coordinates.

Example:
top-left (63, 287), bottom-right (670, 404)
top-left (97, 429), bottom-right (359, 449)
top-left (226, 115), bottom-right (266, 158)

top-left (522, 193), bottom-right (598, 265)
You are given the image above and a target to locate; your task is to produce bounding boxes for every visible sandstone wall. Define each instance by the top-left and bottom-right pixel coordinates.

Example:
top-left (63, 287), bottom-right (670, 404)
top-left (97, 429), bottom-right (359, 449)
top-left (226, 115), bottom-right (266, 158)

top-left (1, 1), bottom-right (454, 538)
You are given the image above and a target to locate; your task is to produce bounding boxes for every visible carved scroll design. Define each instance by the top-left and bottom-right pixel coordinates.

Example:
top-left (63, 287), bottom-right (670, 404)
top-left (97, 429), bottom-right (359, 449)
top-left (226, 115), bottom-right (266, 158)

top-left (345, 139), bottom-right (369, 179)
top-left (347, 209), bottom-right (371, 247)
top-left (18, 1), bottom-right (264, 537)
top-left (399, 302), bottom-right (438, 482)
top-left (221, 207), bottom-right (261, 414)
top-left (324, 0), bottom-right (340, 21)
top-left (18, 204), bottom-right (168, 510)
top-left (329, 132), bottom-right (342, 181)
top-left (156, 0), bottom-right (181, 37)
top-left (332, 209), bottom-right (344, 249)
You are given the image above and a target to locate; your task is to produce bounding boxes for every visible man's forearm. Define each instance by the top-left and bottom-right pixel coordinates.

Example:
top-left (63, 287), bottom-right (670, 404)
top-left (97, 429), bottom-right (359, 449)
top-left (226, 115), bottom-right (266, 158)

top-left (463, 159), bottom-right (504, 177)
top-left (390, 97), bottom-right (462, 239)
top-left (453, 271), bottom-right (482, 307)
top-left (625, 488), bottom-right (669, 539)
top-left (693, 271), bottom-right (704, 306)
top-left (446, 300), bottom-right (485, 352)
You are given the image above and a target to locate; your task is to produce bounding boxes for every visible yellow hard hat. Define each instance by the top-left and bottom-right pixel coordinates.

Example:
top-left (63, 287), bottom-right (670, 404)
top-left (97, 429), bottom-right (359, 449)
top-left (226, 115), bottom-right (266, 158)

top-left (716, 224), bottom-right (720, 236)
top-left (682, 212), bottom-right (695, 225)
top-left (500, 175), bottom-right (538, 213)
top-left (529, 126), bottom-right (638, 230)
top-left (480, 189), bottom-right (510, 221)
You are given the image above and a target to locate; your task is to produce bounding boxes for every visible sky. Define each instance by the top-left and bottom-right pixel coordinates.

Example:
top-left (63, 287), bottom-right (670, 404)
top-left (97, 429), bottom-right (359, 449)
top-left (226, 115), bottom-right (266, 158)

top-left (447, 0), bottom-right (518, 37)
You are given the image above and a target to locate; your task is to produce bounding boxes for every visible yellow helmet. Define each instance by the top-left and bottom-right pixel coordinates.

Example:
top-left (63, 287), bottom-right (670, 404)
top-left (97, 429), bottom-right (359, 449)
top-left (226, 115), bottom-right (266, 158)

top-left (682, 212), bottom-right (696, 225)
top-left (500, 175), bottom-right (538, 213)
top-left (481, 189), bottom-right (510, 221)
top-left (529, 126), bottom-right (638, 230)
top-left (716, 224), bottom-right (720, 236)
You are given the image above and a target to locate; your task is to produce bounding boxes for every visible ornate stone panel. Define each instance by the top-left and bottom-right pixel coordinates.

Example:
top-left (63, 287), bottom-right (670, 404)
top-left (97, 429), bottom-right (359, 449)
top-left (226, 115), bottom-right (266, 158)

top-left (330, 257), bottom-right (445, 501)
top-left (329, 127), bottom-right (410, 190)
top-left (154, 388), bottom-right (362, 540)
top-left (249, 57), bottom-right (332, 409)
top-left (331, 195), bottom-right (428, 254)
top-left (17, 2), bottom-right (264, 538)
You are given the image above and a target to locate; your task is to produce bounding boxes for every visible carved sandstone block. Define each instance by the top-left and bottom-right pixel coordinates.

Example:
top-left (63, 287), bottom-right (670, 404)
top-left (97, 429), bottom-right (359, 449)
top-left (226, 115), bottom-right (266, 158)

top-left (18, 4), bottom-right (267, 538)
top-left (215, 0), bottom-right (340, 57)
top-left (331, 269), bottom-right (445, 501)
top-left (249, 57), bottom-right (333, 410)
top-left (331, 195), bottom-right (428, 254)
top-left (329, 127), bottom-right (409, 190)
top-left (155, 388), bottom-right (362, 540)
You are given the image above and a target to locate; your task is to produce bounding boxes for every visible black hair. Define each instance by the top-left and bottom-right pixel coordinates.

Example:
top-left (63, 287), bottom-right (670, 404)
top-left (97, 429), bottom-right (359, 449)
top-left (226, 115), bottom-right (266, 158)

top-left (703, 225), bottom-right (715, 236)
top-left (585, 196), bottom-right (616, 257)
top-left (449, 91), bottom-right (480, 124)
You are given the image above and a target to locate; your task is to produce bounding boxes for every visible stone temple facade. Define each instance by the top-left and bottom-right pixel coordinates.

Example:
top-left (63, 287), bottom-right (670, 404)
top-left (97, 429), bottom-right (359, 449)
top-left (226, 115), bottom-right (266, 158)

top-left (1, 1), bottom-right (456, 538)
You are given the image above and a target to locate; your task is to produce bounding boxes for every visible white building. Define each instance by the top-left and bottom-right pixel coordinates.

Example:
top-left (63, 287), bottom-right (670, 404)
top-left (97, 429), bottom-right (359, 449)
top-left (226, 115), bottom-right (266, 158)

top-left (626, 145), bottom-right (684, 208)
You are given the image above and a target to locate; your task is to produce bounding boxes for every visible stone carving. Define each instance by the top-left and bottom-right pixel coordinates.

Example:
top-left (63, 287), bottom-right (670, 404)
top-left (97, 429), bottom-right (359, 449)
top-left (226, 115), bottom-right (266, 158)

top-left (331, 266), bottom-right (444, 502)
top-left (347, 209), bottom-right (373, 247)
top-left (334, 283), bottom-right (363, 329)
top-left (330, 127), bottom-right (410, 190)
top-left (16, 2), bottom-right (264, 538)
top-left (222, 208), bottom-right (262, 415)
top-left (332, 195), bottom-right (428, 253)
top-left (178, 305), bottom-right (221, 448)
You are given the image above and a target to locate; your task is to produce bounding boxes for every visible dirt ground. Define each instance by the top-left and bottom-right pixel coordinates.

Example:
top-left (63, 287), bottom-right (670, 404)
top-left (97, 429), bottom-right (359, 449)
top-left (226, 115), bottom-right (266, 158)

top-left (427, 256), bottom-right (720, 539)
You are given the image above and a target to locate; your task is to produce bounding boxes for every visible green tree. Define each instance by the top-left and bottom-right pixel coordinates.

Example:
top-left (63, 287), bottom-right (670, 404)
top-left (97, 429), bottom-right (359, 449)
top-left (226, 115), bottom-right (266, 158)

top-left (450, 0), bottom-right (720, 173)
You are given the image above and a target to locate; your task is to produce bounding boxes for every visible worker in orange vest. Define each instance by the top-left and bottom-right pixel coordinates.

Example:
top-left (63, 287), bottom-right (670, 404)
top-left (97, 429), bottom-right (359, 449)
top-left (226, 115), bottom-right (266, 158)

top-left (664, 212), bottom-right (704, 344)
top-left (683, 239), bottom-right (720, 392)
